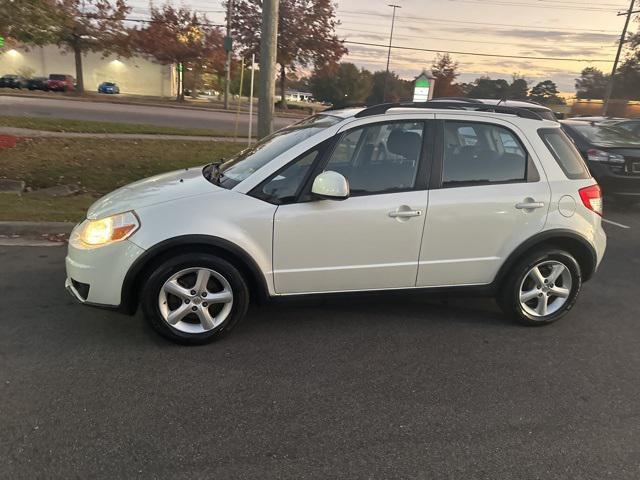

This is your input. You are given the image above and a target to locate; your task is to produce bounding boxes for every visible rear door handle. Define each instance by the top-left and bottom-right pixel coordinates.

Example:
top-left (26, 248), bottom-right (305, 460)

top-left (515, 201), bottom-right (545, 210)
top-left (389, 210), bottom-right (422, 218)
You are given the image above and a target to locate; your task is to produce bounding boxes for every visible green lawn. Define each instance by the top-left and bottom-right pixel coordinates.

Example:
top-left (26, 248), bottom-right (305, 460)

top-left (0, 137), bottom-right (244, 222)
top-left (0, 115), bottom-right (233, 137)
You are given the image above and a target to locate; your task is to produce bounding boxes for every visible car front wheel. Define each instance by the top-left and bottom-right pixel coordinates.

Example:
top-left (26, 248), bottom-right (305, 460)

top-left (498, 249), bottom-right (582, 326)
top-left (141, 253), bottom-right (249, 344)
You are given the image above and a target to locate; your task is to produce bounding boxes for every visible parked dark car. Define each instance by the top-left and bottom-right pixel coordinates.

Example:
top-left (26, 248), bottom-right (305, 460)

top-left (569, 116), bottom-right (640, 137)
top-left (561, 119), bottom-right (640, 200)
top-left (98, 81), bottom-right (120, 94)
top-left (0, 74), bottom-right (27, 89)
top-left (601, 119), bottom-right (640, 137)
top-left (27, 76), bottom-right (49, 91)
top-left (46, 74), bottom-right (75, 92)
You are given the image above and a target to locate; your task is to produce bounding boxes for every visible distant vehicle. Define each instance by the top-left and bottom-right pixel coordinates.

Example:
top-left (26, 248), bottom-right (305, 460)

top-left (0, 74), bottom-right (27, 89)
top-left (430, 97), bottom-right (558, 121)
top-left (561, 119), bottom-right (640, 200)
top-left (46, 74), bottom-right (75, 92)
top-left (27, 77), bottom-right (49, 91)
top-left (98, 81), bottom-right (120, 94)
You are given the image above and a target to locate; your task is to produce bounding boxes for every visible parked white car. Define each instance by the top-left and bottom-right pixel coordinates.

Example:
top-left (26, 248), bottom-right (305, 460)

top-left (66, 102), bottom-right (606, 344)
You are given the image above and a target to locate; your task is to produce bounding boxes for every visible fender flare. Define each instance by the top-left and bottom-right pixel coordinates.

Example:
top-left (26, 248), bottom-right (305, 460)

top-left (492, 229), bottom-right (598, 288)
top-left (120, 235), bottom-right (270, 314)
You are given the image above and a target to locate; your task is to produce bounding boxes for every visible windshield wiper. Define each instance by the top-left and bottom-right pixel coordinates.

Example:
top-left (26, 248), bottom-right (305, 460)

top-left (205, 161), bottom-right (226, 185)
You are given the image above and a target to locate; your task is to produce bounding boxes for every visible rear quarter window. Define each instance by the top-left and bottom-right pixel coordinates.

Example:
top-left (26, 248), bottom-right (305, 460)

top-left (538, 128), bottom-right (590, 180)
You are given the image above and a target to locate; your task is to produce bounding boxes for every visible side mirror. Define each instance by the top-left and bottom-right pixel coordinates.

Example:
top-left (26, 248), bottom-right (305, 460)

top-left (311, 171), bottom-right (350, 200)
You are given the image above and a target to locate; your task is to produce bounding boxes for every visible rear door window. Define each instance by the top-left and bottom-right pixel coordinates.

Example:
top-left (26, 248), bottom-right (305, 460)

top-left (442, 121), bottom-right (531, 187)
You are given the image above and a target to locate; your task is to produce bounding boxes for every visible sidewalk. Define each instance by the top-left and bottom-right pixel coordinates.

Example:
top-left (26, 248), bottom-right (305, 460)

top-left (0, 126), bottom-right (249, 143)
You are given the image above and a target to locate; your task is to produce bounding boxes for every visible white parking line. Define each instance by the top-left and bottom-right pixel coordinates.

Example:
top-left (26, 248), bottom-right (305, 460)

top-left (602, 218), bottom-right (631, 229)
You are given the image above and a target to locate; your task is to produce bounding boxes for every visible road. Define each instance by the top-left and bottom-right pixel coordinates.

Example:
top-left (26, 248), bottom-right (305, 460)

top-left (2, 206), bottom-right (640, 479)
top-left (0, 95), bottom-right (297, 134)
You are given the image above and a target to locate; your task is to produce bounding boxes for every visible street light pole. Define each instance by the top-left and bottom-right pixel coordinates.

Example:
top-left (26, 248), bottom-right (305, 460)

top-left (223, 0), bottom-right (234, 110)
top-left (258, 0), bottom-right (279, 138)
top-left (603, 0), bottom-right (636, 116)
top-left (382, 4), bottom-right (401, 103)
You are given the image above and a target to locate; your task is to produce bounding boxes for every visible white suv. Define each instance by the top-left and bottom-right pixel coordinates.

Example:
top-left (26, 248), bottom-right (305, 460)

top-left (65, 102), bottom-right (606, 344)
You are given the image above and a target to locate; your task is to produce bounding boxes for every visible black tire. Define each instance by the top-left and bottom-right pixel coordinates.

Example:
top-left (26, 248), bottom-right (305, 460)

top-left (497, 248), bottom-right (582, 326)
top-left (141, 253), bottom-right (249, 345)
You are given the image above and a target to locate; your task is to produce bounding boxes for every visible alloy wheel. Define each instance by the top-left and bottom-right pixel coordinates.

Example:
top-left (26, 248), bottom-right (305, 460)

top-left (158, 267), bottom-right (234, 334)
top-left (519, 260), bottom-right (572, 318)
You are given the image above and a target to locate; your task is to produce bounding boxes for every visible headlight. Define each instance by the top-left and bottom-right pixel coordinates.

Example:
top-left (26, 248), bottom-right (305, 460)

top-left (79, 211), bottom-right (140, 246)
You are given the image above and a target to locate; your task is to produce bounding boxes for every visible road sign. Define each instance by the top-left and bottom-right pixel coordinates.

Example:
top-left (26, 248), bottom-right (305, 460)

top-left (413, 72), bottom-right (434, 102)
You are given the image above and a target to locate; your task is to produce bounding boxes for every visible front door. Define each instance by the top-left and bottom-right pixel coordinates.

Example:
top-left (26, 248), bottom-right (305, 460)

top-left (272, 119), bottom-right (433, 294)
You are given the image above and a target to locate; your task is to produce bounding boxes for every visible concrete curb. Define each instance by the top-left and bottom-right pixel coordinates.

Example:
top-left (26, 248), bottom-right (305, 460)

top-left (0, 221), bottom-right (75, 236)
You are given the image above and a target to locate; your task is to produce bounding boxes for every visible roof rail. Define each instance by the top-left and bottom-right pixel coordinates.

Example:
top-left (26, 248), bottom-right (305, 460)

top-left (429, 97), bottom-right (483, 104)
top-left (354, 101), bottom-right (544, 121)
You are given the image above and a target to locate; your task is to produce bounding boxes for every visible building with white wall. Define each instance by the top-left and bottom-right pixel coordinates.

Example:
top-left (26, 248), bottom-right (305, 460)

top-left (0, 45), bottom-right (176, 97)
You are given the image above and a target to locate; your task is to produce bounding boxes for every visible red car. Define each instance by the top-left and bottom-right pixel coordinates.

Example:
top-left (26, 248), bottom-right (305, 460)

top-left (46, 74), bottom-right (75, 92)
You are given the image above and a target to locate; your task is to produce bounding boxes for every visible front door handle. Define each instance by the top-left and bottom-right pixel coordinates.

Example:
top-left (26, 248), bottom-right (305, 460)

top-left (515, 201), bottom-right (545, 210)
top-left (389, 209), bottom-right (422, 218)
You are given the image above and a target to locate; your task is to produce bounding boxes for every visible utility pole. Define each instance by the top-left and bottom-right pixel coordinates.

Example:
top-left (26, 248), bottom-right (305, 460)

top-left (258, 0), bottom-right (279, 138)
top-left (603, 0), bottom-right (637, 116)
top-left (223, 0), bottom-right (234, 110)
top-left (382, 4), bottom-right (401, 103)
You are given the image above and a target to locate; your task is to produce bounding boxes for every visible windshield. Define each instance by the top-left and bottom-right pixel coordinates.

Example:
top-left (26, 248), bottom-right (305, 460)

top-left (569, 123), bottom-right (640, 147)
top-left (103, 82), bottom-right (115, 86)
top-left (49, 74), bottom-right (67, 80)
top-left (208, 114), bottom-right (341, 188)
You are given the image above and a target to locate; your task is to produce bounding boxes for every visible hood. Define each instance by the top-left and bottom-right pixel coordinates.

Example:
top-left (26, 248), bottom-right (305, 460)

top-left (87, 166), bottom-right (221, 219)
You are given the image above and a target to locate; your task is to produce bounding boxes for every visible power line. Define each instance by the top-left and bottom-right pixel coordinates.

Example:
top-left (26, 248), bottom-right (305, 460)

top-left (344, 40), bottom-right (616, 63)
top-left (337, 27), bottom-right (619, 50)
top-left (337, 11), bottom-right (621, 34)
top-left (443, 0), bottom-right (624, 11)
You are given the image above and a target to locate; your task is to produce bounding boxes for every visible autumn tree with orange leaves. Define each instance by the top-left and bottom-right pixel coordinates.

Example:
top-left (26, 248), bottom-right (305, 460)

top-left (229, 0), bottom-right (346, 109)
top-left (133, 5), bottom-right (225, 101)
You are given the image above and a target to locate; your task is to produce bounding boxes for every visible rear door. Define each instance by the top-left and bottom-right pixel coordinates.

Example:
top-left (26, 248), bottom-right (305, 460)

top-left (417, 115), bottom-right (551, 287)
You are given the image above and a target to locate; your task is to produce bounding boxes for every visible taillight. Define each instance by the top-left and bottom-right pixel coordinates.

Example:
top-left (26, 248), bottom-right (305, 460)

top-left (587, 148), bottom-right (625, 164)
top-left (579, 184), bottom-right (603, 216)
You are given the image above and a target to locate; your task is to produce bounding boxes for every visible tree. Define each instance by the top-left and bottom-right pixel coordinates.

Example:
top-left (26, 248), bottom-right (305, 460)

top-left (508, 75), bottom-right (529, 100)
top-left (133, 5), bottom-right (224, 101)
top-left (309, 62), bottom-right (372, 106)
top-left (1, 0), bottom-right (130, 94)
top-left (431, 54), bottom-right (461, 97)
top-left (529, 80), bottom-right (565, 105)
top-left (613, 54), bottom-right (640, 100)
top-left (575, 67), bottom-right (609, 99)
top-left (367, 70), bottom-right (412, 104)
top-left (467, 77), bottom-right (509, 99)
top-left (231, 0), bottom-right (347, 109)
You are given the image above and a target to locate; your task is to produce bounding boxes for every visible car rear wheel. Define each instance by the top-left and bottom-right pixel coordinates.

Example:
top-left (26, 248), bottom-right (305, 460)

top-left (141, 253), bottom-right (249, 345)
top-left (498, 249), bottom-right (582, 326)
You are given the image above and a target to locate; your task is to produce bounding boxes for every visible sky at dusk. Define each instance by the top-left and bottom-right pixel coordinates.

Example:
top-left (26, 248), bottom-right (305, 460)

top-left (127, 0), bottom-right (637, 94)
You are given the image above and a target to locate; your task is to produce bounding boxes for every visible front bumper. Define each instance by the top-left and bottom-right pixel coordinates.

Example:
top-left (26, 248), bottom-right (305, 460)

top-left (65, 228), bottom-right (146, 307)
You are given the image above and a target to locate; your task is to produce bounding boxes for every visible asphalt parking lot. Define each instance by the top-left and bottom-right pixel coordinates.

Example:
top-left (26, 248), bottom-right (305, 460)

top-left (2, 205), bottom-right (640, 479)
